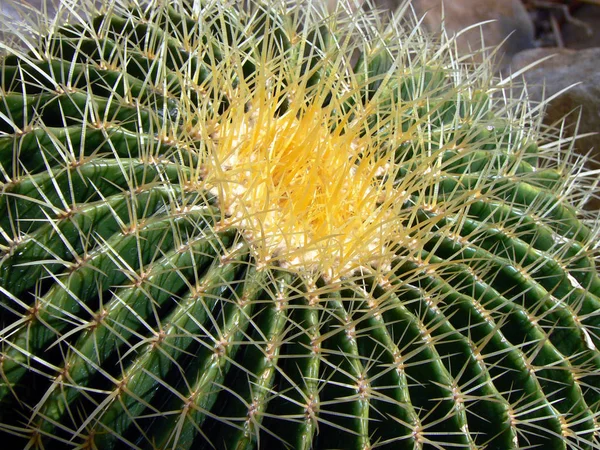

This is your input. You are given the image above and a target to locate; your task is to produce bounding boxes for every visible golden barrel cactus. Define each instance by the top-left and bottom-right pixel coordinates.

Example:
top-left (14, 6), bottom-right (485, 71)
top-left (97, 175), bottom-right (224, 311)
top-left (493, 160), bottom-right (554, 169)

top-left (0, 0), bottom-right (599, 448)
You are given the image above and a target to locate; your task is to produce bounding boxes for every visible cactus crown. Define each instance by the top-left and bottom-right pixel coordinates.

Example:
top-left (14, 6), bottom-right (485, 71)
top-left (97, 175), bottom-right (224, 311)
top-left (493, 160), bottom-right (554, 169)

top-left (0, 0), bottom-right (599, 449)
top-left (204, 69), bottom-right (406, 277)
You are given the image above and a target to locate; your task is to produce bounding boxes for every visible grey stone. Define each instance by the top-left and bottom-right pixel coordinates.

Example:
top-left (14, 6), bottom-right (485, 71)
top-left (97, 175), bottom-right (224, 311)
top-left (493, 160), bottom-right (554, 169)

top-left (411, 0), bottom-right (535, 69)
top-left (510, 47), bottom-right (600, 154)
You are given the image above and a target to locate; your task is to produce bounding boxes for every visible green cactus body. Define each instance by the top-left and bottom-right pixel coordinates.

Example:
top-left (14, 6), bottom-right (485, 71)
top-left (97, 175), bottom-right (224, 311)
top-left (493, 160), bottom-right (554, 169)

top-left (0, 0), bottom-right (599, 448)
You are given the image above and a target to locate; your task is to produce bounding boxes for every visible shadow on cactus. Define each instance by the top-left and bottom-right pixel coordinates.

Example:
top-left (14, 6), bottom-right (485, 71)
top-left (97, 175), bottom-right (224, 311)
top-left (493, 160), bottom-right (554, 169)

top-left (0, 0), bottom-right (599, 448)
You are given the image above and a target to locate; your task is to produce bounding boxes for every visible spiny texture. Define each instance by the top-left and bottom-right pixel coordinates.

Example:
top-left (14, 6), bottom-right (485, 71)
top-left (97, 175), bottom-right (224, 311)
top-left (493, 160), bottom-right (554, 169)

top-left (0, 0), bottom-right (599, 448)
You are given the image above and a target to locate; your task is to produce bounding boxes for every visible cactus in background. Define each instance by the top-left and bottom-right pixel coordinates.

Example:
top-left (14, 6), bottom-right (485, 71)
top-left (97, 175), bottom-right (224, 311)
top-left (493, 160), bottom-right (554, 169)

top-left (0, 0), bottom-right (599, 448)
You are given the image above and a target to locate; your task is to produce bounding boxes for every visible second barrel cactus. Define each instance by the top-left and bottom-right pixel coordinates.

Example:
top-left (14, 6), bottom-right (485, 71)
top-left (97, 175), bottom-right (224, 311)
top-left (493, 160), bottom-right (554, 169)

top-left (0, 0), bottom-right (599, 448)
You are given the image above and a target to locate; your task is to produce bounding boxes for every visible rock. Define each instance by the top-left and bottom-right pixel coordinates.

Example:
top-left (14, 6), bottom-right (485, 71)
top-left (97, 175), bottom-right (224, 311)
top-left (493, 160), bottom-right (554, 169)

top-left (510, 47), bottom-right (600, 155)
top-left (0, 0), bottom-right (109, 47)
top-left (0, 0), bottom-right (55, 21)
top-left (562, 4), bottom-right (600, 49)
top-left (510, 47), bottom-right (600, 207)
top-left (411, 0), bottom-right (535, 69)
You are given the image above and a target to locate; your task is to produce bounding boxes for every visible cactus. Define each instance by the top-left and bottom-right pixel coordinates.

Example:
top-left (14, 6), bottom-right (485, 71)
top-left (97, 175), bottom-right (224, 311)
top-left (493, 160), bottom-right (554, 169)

top-left (0, 0), bottom-right (599, 448)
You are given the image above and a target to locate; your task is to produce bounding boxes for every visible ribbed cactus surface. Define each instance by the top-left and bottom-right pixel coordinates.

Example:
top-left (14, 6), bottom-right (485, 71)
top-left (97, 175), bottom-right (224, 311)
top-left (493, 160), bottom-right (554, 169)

top-left (0, 0), bottom-right (599, 448)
